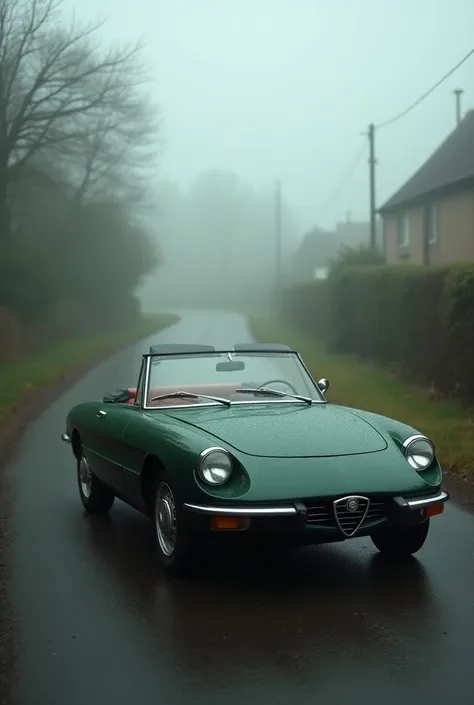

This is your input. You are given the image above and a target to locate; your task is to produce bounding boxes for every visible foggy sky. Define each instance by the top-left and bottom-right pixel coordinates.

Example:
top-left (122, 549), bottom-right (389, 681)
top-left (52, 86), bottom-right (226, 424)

top-left (66, 0), bottom-right (474, 241)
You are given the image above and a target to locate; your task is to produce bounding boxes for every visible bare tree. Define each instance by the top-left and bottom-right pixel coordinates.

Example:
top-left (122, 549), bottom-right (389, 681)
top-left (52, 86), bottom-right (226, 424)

top-left (0, 0), bottom-right (159, 237)
top-left (64, 97), bottom-right (160, 211)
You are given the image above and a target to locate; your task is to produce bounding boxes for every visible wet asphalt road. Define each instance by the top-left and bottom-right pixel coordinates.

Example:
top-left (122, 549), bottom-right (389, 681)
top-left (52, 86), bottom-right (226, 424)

top-left (5, 310), bottom-right (474, 704)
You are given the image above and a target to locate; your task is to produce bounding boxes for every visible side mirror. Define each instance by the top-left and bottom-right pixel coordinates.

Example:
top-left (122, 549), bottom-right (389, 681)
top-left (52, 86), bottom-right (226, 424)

top-left (318, 378), bottom-right (329, 394)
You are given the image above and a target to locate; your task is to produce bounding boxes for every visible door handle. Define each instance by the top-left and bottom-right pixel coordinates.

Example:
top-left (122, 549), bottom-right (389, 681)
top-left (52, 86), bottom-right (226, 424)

top-left (97, 410), bottom-right (107, 418)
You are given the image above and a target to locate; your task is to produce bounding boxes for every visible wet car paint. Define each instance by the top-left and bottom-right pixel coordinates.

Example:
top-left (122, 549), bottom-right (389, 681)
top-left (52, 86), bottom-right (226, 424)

top-left (4, 310), bottom-right (473, 705)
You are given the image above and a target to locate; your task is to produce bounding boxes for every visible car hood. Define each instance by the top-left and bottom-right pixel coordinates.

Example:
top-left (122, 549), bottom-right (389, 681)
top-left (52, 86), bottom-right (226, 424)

top-left (165, 403), bottom-right (388, 457)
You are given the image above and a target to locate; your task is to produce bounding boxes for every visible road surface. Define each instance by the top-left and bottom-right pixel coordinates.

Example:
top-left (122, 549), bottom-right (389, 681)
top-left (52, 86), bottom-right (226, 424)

top-left (4, 310), bottom-right (473, 704)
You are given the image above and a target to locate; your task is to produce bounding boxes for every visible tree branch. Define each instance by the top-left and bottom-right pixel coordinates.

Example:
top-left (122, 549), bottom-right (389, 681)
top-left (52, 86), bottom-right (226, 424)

top-left (0, 0), bottom-right (159, 238)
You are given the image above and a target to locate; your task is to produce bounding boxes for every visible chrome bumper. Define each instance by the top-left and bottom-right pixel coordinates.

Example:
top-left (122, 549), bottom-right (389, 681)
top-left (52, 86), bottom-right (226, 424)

top-left (184, 503), bottom-right (297, 517)
top-left (183, 488), bottom-right (449, 517)
top-left (61, 433), bottom-right (71, 443)
top-left (403, 489), bottom-right (449, 508)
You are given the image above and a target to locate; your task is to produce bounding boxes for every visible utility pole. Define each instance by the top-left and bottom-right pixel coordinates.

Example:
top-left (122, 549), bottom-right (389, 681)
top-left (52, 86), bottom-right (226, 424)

top-left (275, 179), bottom-right (282, 306)
top-left (368, 123), bottom-right (377, 250)
top-left (454, 89), bottom-right (463, 125)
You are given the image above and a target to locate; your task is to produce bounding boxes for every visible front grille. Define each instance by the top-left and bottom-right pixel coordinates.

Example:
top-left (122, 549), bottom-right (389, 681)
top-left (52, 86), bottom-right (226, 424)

top-left (304, 496), bottom-right (387, 534)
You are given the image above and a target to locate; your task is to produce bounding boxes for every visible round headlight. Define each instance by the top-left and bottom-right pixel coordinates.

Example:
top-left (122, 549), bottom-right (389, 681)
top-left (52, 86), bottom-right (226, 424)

top-left (403, 435), bottom-right (434, 471)
top-left (198, 448), bottom-right (232, 485)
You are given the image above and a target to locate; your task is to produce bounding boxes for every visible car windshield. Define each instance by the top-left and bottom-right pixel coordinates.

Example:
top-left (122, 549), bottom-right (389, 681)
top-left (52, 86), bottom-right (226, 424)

top-left (144, 351), bottom-right (323, 408)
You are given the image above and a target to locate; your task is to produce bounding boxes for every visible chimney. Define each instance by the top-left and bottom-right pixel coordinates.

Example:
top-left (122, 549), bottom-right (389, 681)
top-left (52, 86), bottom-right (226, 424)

top-left (454, 89), bottom-right (463, 126)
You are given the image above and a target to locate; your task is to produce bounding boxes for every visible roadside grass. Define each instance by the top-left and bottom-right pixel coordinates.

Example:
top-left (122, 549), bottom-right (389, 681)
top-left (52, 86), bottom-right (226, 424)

top-left (0, 312), bottom-right (179, 422)
top-left (248, 311), bottom-right (474, 475)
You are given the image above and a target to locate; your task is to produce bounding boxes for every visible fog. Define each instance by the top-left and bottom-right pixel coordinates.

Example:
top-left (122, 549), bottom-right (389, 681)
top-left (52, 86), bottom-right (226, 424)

top-left (106, 0), bottom-right (472, 309)
top-left (137, 173), bottom-right (301, 309)
top-left (1, 0), bottom-right (473, 327)
top-left (81, 0), bottom-right (473, 228)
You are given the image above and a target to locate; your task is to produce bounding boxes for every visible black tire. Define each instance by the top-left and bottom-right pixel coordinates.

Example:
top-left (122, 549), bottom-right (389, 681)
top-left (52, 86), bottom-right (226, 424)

top-left (371, 519), bottom-right (430, 558)
top-left (152, 473), bottom-right (205, 577)
top-left (77, 450), bottom-right (115, 514)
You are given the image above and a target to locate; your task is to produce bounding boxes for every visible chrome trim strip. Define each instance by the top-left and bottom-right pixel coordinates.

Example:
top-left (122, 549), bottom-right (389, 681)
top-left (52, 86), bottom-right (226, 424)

top-left (199, 446), bottom-right (230, 461)
top-left (61, 433), bottom-right (71, 443)
top-left (401, 434), bottom-right (435, 471)
top-left (141, 356), bottom-right (152, 410)
top-left (143, 398), bottom-right (325, 411)
top-left (295, 350), bottom-right (326, 401)
top-left (197, 447), bottom-right (232, 485)
top-left (402, 433), bottom-right (434, 453)
top-left (405, 489), bottom-right (449, 508)
top-left (183, 503), bottom-right (298, 516)
top-left (140, 348), bottom-right (327, 410)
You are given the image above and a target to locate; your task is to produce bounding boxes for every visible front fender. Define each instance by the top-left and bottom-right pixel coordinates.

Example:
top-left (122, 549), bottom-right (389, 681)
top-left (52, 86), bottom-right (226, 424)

top-left (336, 406), bottom-right (442, 486)
top-left (121, 413), bottom-right (250, 503)
top-left (342, 406), bottom-right (431, 447)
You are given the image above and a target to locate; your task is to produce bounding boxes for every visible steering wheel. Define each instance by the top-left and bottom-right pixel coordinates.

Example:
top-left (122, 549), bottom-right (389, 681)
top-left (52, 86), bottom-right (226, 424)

top-left (257, 379), bottom-right (299, 395)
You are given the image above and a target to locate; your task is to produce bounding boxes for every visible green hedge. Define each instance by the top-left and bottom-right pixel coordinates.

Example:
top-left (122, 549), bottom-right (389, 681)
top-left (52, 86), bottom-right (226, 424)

top-left (280, 280), bottom-right (330, 338)
top-left (280, 264), bottom-right (474, 404)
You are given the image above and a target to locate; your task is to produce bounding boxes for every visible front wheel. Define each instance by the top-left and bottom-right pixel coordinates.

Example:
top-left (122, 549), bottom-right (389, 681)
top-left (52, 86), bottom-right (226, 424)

top-left (371, 519), bottom-right (430, 558)
top-left (153, 476), bottom-right (205, 576)
top-left (77, 451), bottom-right (115, 514)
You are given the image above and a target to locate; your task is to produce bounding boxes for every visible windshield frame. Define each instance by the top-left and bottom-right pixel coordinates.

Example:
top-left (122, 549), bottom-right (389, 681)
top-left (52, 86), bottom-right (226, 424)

top-left (140, 349), bottom-right (327, 411)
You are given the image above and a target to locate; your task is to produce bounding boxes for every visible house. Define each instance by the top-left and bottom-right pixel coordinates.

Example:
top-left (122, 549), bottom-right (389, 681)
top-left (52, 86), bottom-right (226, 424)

top-left (290, 226), bottom-right (337, 281)
top-left (379, 109), bottom-right (474, 265)
top-left (290, 219), bottom-right (382, 282)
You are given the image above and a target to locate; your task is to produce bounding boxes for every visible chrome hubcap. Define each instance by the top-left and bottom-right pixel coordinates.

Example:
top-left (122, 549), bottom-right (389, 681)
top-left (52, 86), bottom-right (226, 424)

top-left (79, 455), bottom-right (92, 498)
top-left (155, 482), bottom-right (177, 557)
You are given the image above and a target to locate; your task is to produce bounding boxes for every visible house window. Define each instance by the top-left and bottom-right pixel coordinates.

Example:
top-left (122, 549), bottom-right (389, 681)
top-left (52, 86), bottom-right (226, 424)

top-left (398, 214), bottom-right (410, 248)
top-left (427, 203), bottom-right (438, 244)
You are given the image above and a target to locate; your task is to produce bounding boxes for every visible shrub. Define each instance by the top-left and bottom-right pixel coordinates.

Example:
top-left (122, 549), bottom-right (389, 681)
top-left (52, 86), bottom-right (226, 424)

top-left (280, 262), bottom-right (474, 405)
top-left (279, 280), bottom-right (330, 338)
top-left (329, 243), bottom-right (385, 270)
top-left (442, 265), bottom-right (474, 399)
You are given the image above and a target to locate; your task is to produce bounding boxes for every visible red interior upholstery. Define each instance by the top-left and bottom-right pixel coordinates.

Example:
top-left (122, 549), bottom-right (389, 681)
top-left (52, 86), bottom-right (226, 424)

top-left (126, 384), bottom-right (243, 407)
top-left (126, 388), bottom-right (137, 405)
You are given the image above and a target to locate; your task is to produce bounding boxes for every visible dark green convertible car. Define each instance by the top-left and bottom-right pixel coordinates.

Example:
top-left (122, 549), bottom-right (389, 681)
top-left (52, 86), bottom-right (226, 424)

top-left (62, 343), bottom-right (449, 575)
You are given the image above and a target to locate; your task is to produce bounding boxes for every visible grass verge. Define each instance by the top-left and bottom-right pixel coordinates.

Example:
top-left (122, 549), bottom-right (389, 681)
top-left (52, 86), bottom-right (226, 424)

top-left (249, 311), bottom-right (474, 476)
top-left (0, 312), bottom-right (179, 423)
top-left (0, 311), bottom-right (179, 704)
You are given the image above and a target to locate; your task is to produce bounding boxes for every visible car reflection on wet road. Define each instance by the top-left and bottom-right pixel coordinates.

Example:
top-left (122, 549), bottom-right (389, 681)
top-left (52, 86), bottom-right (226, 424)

top-left (5, 310), bottom-right (473, 705)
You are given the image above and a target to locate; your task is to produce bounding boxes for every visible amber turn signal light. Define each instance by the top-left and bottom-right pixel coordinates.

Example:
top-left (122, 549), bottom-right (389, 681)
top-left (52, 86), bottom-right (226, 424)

top-left (424, 502), bottom-right (444, 518)
top-left (210, 516), bottom-right (248, 531)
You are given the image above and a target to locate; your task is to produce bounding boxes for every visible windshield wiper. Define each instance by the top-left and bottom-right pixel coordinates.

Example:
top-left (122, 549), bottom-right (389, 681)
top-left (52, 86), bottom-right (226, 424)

top-left (233, 387), bottom-right (312, 405)
top-left (149, 390), bottom-right (231, 407)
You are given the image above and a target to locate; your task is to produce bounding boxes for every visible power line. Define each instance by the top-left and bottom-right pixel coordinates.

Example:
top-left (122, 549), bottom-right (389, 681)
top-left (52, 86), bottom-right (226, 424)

top-left (310, 46), bottom-right (474, 236)
top-left (376, 47), bottom-right (474, 130)
top-left (313, 140), bottom-right (366, 214)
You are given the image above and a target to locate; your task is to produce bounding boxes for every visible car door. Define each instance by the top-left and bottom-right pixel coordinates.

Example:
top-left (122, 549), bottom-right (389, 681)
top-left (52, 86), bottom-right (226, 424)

top-left (82, 404), bottom-right (138, 493)
top-left (112, 363), bottom-right (152, 509)
top-left (83, 362), bottom-right (145, 493)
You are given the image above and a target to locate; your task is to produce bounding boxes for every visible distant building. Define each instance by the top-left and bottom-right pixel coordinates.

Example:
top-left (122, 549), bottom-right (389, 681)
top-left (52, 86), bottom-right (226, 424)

top-left (379, 109), bottom-right (474, 265)
top-left (290, 219), bottom-right (382, 282)
top-left (314, 266), bottom-right (329, 280)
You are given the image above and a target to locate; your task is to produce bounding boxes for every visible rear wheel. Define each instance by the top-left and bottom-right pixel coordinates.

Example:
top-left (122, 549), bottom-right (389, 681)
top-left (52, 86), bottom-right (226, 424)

top-left (153, 474), bottom-right (205, 576)
top-left (371, 519), bottom-right (429, 558)
top-left (77, 451), bottom-right (115, 514)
